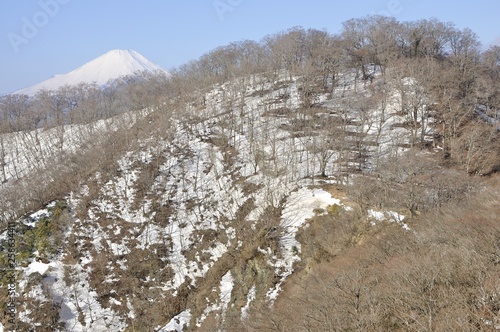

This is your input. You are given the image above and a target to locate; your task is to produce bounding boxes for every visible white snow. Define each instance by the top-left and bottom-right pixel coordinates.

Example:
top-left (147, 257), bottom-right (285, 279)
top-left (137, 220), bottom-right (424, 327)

top-left (0, 111), bottom-right (140, 185)
top-left (159, 309), bottom-right (191, 332)
top-left (23, 204), bottom-right (54, 227)
top-left (44, 260), bottom-right (126, 331)
top-left (196, 303), bottom-right (219, 328)
top-left (241, 285), bottom-right (256, 319)
top-left (25, 261), bottom-right (50, 276)
top-left (368, 209), bottom-right (385, 221)
top-left (4, 62), bottom-right (431, 329)
top-left (267, 188), bottom-right (344, 302)
top-left (195, 270), bottom-right (234, 328)
top-left (368, 209), bottom-right (410, 230)
top-left (219, 271), bottom-right (234, 317)
top-left (279, 188), bottom-right (342, 273)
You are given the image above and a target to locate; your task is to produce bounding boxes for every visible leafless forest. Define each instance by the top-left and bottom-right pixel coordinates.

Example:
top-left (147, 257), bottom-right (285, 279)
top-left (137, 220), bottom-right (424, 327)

top-left (1, 17), bottom-right (500, 331)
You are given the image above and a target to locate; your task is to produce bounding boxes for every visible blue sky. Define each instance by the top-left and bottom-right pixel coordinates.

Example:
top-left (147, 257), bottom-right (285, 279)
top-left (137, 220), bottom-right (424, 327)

top-left (1, 0), bottom-right (499, 94)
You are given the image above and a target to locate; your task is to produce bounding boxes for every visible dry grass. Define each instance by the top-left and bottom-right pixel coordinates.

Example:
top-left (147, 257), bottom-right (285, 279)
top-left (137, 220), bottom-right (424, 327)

top-left (246, 177), bottom-right (500, 331)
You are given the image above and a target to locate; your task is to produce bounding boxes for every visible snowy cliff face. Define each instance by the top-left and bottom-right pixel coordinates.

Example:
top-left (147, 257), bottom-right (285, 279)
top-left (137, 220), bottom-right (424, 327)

top-left (13, 49), bottom-right (169, 96)
top-left (0, 67), bottom-right (432, 331)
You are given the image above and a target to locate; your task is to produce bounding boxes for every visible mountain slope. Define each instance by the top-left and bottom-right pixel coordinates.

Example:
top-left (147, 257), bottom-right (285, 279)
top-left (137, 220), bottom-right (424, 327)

top-left (13, 49), bottom-right (168, 96)
top-left (1, 20), bottom-right (499, 332)
top-left (0, 68), bottom-right (428, 330)
top-left (1, 63), bottom-right (498, 331)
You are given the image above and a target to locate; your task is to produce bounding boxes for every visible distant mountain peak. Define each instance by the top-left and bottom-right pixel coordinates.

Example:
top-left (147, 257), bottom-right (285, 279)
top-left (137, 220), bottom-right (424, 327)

top-left (14, 49), bottom-right (168, 96)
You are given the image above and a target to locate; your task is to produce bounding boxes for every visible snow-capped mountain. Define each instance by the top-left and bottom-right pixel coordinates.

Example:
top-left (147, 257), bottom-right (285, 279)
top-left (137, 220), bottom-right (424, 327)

top-left (14, 49), bottom-right (169, 96)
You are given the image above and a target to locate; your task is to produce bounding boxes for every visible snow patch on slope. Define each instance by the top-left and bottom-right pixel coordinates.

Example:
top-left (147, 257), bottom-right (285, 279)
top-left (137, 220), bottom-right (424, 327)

top-left (267, 188), bottom-right (344, 302)
top-left (368, 209), bottom-right (410, 230)
top-left (159, 309), bottom-right (192, 332)
top-left (25, 261), bottom-right (50, 276)
top-left (241, 285), bottom-right (256, 319)
top-left (219, 271), bottom-right (234, 317)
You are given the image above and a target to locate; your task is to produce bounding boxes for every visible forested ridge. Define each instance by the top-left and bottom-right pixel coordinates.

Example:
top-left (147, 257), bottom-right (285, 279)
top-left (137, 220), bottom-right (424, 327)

top-left (0, 16), bottom-right (499, 331)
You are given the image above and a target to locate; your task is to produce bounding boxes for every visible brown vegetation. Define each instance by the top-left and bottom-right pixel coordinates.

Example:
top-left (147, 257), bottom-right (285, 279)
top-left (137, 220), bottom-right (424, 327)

top-left (0, 15), bottom-right (499, 331)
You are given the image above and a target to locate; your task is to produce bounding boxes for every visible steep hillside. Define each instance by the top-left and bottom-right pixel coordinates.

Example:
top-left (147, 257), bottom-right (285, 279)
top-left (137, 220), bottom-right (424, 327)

top-left (1, 67), bottom-right (446, 330)
top-left (1, 20), bottom-right (499, 331)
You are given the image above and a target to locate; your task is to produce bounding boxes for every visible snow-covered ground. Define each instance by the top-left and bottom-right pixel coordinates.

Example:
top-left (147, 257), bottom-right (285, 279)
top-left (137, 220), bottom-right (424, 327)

top-left (159, 309), bottom-right (192, 332)
top-left (0, 67), bottom-right (431, 330)
top-left (368, 208), bottom-right (410, 230)
top-left (0, 109), bottom-right (144, 187)
top-left (266, 188), bottom-right (348, 302)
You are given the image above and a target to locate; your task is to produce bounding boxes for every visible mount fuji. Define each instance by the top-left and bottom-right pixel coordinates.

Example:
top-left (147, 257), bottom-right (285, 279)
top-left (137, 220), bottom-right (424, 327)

top-left (14, 49), bottom-right (169, 96)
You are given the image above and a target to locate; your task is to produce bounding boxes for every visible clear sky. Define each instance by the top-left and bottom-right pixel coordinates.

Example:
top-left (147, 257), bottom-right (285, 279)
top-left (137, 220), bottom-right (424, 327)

top-left (1, 0), bottom-right (499, 95)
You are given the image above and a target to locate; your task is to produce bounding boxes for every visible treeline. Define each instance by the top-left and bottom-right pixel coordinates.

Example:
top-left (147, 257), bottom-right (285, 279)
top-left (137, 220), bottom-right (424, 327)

top-left (3, 16), bottom-right (500, 135)
top-left (170, 16), bottom-right (500, 102)
top-left (167, 17), bottom-right (500, 175)
top-left (1, 16), bottom-right (499, 215)
top-left (170, 17), bottom-right (500, 174)
top-left (0, 72), bottom-right (172, 133)
top-left (4, 17), bottom-right (500, 129)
